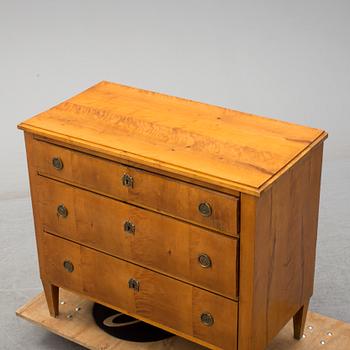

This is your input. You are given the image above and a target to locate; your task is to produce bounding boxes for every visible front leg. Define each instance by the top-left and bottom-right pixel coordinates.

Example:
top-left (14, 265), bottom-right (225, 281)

top-left (42, 280), bottom-right (59, 317)
top-left (293, 300), bottom-right (309, 339)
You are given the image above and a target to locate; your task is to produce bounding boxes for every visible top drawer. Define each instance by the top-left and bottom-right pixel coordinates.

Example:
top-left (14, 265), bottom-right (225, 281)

top-left (31, 139), bottom-right (239, 235)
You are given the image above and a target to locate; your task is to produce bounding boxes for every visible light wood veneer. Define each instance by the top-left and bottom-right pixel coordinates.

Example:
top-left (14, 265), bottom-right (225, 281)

top-left (19, 81), bottom-right (327, 349)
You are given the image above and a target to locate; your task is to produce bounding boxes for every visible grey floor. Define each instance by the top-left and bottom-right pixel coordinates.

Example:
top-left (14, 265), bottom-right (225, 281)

top-left (1, 1), bottom-right (350, 349)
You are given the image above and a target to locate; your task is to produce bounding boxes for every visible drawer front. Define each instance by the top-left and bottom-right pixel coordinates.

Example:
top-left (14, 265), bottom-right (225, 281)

top-left (37, 176), bottom-right (238, 299)
top-left (32, 139), bottom-right (238, 235)
top-left (41, 232), bottom-right (238, 349)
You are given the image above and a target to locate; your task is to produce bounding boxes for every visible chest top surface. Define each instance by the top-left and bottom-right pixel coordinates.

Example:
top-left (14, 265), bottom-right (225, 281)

top-left (18, 81), bottom-right (327, 196)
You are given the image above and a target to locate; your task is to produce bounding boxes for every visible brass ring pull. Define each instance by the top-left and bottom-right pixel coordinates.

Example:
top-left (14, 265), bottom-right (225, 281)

top-left (201, 312), bottom-right (214, 326)
top-left (124, 221), bottom-right (135, 234)
top-left (198, 253), bottom-right (212, 268)
top-left (122, 174), bottom-right (134, 188)
top-left (52, 157), bottom-right (63, 170)
top-left (198, 202), bottom-right (212, 217)
top-left (128, 278), bottom-right (140, 292)
top-left (63, 260), bottom-right (74, 273)
top-left (57, 204), bottom-right (68, 218)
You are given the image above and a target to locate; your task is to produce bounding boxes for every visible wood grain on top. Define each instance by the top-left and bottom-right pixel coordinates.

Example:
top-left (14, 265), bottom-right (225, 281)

top-left (18, 81), bottom-right (327, 195)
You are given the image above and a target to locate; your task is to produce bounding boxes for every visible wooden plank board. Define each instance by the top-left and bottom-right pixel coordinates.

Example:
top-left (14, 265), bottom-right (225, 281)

top-left (16, 289), bottom-right (350, 350)
top-left (17, 81), bottom-right (328, 196)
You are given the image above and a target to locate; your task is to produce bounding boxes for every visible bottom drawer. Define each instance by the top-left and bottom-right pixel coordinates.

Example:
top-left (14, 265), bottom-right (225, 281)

top-left (41, 232), bottom-right (237, 349)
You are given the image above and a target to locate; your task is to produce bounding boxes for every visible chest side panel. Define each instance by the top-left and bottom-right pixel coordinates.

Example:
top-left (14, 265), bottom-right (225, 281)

top-left (238, 142), bottom-right (324, 350)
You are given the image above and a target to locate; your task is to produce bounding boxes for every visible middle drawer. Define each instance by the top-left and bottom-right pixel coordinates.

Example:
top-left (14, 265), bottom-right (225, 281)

top-left (37, 176), bottom-right (238, 299)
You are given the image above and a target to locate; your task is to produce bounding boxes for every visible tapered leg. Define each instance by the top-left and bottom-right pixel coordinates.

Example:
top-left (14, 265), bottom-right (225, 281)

top-left (293, 300), bottom-right (309, 339)
top-left (42, 280), bottom-right (59, 317)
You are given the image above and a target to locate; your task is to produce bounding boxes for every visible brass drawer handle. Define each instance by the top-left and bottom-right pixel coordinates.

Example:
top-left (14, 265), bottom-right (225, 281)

top-left (57, 204), bottom-right (68, 218)
top-left (52, 157), bottom-right (63, 170)
top-left (198, 253), bottom-right (212, 268)
top-left (198, 202), bottom-right (212, 217)
top-left (124, 221), bottom-right (135, 234)
top-left (63, 260), bottom-right (74, 273)
top-left (201, 312), bottom-right (214, 326)
top-left (128, 278), bottom-right (140, 292)
top-left (122, 174), bottom-right (134, 188)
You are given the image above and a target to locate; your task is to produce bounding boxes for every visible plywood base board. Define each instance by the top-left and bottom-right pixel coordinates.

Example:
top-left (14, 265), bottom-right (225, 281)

top-left (16, 289), bottom-right (350, 350)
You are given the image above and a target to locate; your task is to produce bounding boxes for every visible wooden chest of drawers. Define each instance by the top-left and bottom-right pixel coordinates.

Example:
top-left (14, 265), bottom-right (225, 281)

top-left (18, 81), bottom-right (327, 350)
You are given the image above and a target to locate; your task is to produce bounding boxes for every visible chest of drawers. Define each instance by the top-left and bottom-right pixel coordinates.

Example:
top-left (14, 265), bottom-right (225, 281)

top-left (18, 81), bottom-right (327, 350)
